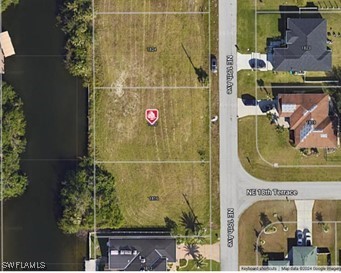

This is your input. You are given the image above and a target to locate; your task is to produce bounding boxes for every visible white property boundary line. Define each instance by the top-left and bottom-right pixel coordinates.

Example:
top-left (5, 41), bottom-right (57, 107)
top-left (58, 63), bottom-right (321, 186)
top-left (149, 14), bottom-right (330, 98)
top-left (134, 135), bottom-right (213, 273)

top-left (254, 0), bottom-right (341, 169)
top-left (94, 86), bottom-right (210, 90)
top-left (92, 5), bottom-right (213, 269)
top-left (257, 10), bottom-right (341, 14)
top-left (96, 11), bottom-right (209, 15)
top-left (1, 0), bottom-right (3, 268)
top-left (91, 0), bottom-right (97, 260)
top-left (208, 0), bottom-right (212, 270)
top-left (97, 160), bottom-right (210, 164)
top-left (257, 86), bottom-right (341, 89)
top-left (255, 221), bottom-right (341, 266)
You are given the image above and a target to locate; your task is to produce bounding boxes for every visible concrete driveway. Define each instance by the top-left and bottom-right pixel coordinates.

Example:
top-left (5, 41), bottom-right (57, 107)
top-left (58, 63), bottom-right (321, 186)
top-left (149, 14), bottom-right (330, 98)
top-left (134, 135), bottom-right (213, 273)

top-left (237, 98), bottom-right (265, 118)
top-left (295, 200), bottom-right (315, 233)
top-left (237, 52), bottom-right (273, 71)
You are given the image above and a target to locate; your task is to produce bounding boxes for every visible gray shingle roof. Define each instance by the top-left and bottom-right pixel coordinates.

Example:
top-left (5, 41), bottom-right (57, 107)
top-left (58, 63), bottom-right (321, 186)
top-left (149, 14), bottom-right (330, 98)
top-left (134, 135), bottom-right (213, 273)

top-left (290, 246), bottom-right (317, 266)
top-left (107, 236), bottom-right (176, 271)
top-left (272, 18), bottom-right (332, 71)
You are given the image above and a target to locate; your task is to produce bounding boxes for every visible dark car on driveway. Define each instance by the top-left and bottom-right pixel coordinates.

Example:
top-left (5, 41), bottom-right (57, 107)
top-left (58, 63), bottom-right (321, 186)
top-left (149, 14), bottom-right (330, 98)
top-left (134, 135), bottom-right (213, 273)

top-left (249, 58), bottom-right (266, 69)
top-left (242, 99), bottom-right (257, 106)
top-left (296, 230), bottom-right (304, 246)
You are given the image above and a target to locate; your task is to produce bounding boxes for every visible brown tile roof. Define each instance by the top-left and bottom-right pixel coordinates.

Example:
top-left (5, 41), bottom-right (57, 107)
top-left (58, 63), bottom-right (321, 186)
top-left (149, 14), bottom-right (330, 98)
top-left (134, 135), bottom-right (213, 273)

top-left (278, 93), bottom-right (337, 148)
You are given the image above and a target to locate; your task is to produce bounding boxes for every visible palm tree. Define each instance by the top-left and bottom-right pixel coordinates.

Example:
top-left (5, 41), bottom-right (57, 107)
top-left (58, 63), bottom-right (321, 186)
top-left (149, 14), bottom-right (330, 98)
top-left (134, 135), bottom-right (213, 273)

top-left (253, 243), bottom-right (265, 255)
top-left (259, 212), bottom-right (271, 228)
top-left (315, 212), bottom-right (323, 223)
top-left (194, 254), bottom-right (207, 269)
top-left (184, 242), bottom-right (200, 260)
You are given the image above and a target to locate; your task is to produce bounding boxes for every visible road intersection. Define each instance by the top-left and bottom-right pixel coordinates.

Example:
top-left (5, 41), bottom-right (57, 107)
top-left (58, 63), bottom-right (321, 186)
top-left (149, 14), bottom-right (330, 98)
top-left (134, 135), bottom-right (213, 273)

top-left (218, 0), bottom-right (341, 270)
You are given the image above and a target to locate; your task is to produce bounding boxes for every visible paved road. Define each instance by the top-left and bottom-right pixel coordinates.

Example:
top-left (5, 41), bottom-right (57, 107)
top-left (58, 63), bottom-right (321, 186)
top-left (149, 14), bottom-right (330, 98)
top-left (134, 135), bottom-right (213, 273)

top-left (218, 0), bottom-right (238, 270)
top-left (218, 0), bottom-right (341, 270)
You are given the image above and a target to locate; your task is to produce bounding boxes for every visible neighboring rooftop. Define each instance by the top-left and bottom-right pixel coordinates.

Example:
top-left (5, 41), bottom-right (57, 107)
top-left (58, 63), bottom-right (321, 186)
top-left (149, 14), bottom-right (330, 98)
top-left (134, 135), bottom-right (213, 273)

top-left (289, 246), bottom-right (317, 266)
top-left (107, 234), bottom-right (176, 271)
top-left (0, 31), bottom-right (15, 74)
top-left (268, 246), bottom-right (317, 266)
top-left (271, 18), bottom-right (332, 71)
top-left (277, 93), bottom-right (337, 148)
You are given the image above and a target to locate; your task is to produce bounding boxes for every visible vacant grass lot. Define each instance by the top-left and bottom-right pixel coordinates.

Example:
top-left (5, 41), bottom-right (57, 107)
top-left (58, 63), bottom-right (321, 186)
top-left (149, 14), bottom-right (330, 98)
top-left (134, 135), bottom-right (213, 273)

top-left (95, 89), bottom-right (209, 161)
top-left (95, 0), bottom-right (208, 12)
top-left (95, 14), bottom-right (209, 87)
top-left (238, 116), bottom-right (341, 181)
top-left (100, 163), bottom-right (210, 230)
top-left (239, 201), bottom-right (297, 266)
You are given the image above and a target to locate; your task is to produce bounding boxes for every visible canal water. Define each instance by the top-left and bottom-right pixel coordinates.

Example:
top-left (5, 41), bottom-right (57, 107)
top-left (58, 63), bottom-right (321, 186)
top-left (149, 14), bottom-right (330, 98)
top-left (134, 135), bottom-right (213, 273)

top-left (2, 0), bottom-right (88, 270)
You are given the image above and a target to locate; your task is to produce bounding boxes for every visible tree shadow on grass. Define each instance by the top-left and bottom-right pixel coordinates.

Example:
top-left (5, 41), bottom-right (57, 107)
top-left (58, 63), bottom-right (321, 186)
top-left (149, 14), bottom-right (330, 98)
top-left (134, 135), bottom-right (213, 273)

top-left (181, 43), bottom-right (208, 85)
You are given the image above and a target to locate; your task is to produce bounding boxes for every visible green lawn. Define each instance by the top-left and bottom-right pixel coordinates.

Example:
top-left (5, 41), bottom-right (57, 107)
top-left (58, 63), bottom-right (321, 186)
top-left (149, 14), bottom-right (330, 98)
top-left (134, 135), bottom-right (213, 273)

top-left (317, 254), bottom-right (329, 266)
top-left (256, 14), bottom-right (280, 53)
top-left (237, 70), bottom-right (306, 99)
top-left (95, 13), bottom-right (209, 87)
top-left (95, 0), bottom-right (208, 12)
top-left (237, 0), bottom-right (255, 53)
top-left (256, 0), bottom-right (320, 10)
top-left (178, 259), bottom-right (220, 271)
top-left (95, 89), bottom-right (209, 161)
top-left (324, 13), bottom-right (341, 67)
top-left (256, 116), bottom-right (341, 166)
top-left (100, 163), bottom-right (210, 232)
top-left (91, 0), bottom-right (219, 237)
top-left (238, 116), bottom-right (341, 181)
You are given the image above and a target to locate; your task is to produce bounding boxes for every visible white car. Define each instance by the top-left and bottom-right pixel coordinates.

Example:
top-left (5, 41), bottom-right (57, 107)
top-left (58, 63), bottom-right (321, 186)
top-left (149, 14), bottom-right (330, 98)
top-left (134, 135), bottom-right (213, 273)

top-left (297, 230), bottom-right (304, 246)
top-left (304, 229), bottom-right (312, 246)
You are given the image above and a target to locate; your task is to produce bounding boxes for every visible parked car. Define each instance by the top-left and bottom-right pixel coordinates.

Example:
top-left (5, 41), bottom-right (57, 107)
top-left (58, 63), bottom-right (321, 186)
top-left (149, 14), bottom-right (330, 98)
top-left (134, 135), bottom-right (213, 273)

top-left (242, 99), bottom-right (257, 106)
top-left (211, 55), bottom-right (218, 73)
top-left (249, 58), bottom-right (266, 69)
top-left (304, 229), bottom-right (312, 246)
top-left (297, 230), bottom-right (304, 246)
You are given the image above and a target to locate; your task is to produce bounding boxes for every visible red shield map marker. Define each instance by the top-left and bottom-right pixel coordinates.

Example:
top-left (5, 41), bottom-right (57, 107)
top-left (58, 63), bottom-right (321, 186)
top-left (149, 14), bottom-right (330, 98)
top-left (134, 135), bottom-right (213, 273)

top-left (145, 109), bottom-right (159, 126)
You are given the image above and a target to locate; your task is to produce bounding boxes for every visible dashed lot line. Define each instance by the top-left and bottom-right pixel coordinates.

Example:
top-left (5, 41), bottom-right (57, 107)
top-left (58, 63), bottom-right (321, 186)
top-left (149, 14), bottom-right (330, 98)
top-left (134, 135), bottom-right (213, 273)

top-left (93, 6), bottom-right (212, 265)
top-left (96, 11), bottom-right (209, 15)
top-left (94, 86), bottom-right (210, 90)
top-left (96, 160), bottom-right (210, 164)
top-left (256, 10), bottom-right (341, 14)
